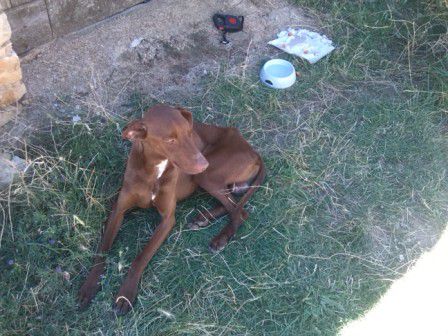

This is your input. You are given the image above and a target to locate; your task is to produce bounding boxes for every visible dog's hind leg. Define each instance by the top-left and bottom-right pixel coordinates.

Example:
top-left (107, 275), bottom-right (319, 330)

top-left (192, 179), bottom-right (246, 252)
top-left (188, 202), bottom-right (248, 230)
top-left (194, 157), bottom-right (265, 252)
top-left (188, 205), bottom-right (226, 230)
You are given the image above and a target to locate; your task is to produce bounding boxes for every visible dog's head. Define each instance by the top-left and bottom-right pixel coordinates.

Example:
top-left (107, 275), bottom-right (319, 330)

top-left (122, 105), bottom-right (209, 175)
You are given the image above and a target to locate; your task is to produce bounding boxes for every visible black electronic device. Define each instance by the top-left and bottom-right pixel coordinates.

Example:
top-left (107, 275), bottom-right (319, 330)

top-left (212, 14), bottom-right (244, 44)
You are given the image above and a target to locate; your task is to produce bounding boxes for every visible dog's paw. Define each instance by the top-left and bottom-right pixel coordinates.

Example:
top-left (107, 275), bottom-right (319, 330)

top-left (113, 296), bottom-right (134, 316)
top-left (78, 280), bottom-right (100, 311)
top-left (187, 218), bottom-right (209, 230)
top-left (113, 285), bottom-right (138, 316)
top-left (209, 234), bottom-right (229, 253)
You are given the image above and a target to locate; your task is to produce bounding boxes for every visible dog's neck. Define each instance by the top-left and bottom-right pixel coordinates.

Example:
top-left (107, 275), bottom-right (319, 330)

top-left (140, 141), bottom-right (165, 161)
top-left (131, 141), bottom-right (171, 179)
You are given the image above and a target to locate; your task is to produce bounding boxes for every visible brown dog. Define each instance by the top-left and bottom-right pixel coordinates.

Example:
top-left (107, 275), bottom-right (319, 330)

top-left (78, 104), bottom-right (265, 315)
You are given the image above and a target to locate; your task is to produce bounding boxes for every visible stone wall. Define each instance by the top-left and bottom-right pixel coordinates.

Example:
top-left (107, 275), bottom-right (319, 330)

top-left (1, 0), bottom-right (143, 54)
top-left (0, 11), bottom-right (25, 126)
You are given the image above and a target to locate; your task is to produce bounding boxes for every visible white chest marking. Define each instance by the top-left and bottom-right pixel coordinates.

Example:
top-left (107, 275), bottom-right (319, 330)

top-left (151, 159), bottom-right (168, 202)
top-left (155, 159), bottom-right (168, 179)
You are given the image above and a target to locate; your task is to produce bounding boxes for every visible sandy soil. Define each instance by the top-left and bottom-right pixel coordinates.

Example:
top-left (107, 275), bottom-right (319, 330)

top-left (18, 0), bottom-right (317, 116)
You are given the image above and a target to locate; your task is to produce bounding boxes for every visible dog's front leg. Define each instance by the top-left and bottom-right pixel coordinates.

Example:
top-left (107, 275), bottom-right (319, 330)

top-left (79, 191), bottom-right (136, 310)
top-left (113, 196), bottom-right (176, 315)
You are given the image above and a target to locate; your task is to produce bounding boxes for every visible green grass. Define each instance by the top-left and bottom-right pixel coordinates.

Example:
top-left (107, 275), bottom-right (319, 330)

top-left (1, 1), bottom-right (448, 335)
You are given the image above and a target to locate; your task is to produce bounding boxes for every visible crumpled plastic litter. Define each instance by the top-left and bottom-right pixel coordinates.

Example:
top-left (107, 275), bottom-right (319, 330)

top-left (268, 28), bottom-right (335, 64)
top-left (72, 115), bottom-right (81, 123)
top-left (130, 37), bottom-right (144, 48)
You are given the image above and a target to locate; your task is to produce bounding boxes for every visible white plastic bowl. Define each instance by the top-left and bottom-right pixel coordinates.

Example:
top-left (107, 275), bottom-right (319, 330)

top-left (260, 59), bottom-right (296, 89)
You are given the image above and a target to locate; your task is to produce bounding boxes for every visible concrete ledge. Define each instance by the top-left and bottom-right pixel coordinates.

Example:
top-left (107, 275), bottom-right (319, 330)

top-left (0, 0), bottom-right (12, 11)
top-left (5, 0), bottom-right (53, 54)
top-left (5, 0), bottom-right (144, 54)
top-left (47, 0), bottom-right (143, 37)
top-left (10, 0), bottom-right (34, 6)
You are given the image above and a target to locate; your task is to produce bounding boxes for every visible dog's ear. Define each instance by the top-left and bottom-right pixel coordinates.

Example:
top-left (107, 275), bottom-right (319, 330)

top-left (177, 107), bottom-right (193, 127)
top-left (122, 119), bottom-right (147, 140)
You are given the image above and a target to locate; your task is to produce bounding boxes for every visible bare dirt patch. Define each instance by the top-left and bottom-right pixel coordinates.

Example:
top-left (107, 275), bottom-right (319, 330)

top-left (18, 0), bottom-right (317, 118)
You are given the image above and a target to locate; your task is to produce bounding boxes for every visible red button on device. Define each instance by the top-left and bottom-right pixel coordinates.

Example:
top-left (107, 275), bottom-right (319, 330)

top-left (228, 17), bottom-right (237, 24)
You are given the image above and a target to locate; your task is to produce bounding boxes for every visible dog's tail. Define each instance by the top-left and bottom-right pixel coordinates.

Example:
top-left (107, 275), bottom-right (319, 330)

top-left (235, 155), bottom-right (266, 213)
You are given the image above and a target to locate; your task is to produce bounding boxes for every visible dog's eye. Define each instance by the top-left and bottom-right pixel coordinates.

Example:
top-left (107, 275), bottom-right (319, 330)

top-left (165, 138), bottom-right (176, 144)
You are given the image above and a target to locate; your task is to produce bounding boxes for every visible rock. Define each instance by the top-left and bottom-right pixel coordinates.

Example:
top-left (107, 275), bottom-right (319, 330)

top-left (0, 153), bottom-right (26, 190)
top-left (0, 42), bottom-right (13, 58)
top-left (0, 104), bottom-right (20, 126)
top-left (0, 80), bottom-right (25, 106)
top-left (0, 52), bottom-right (22, 85)
top-left (0, 12), bottom-right (12, 46)
top-left (0, 52), bottom-right (20, 71)
top-left (0, 12), bottom-right (26, 114)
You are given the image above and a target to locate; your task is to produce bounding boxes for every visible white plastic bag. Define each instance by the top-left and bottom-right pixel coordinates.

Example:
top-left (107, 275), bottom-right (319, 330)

top-left (268, 28), bottom-right (335, 64)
